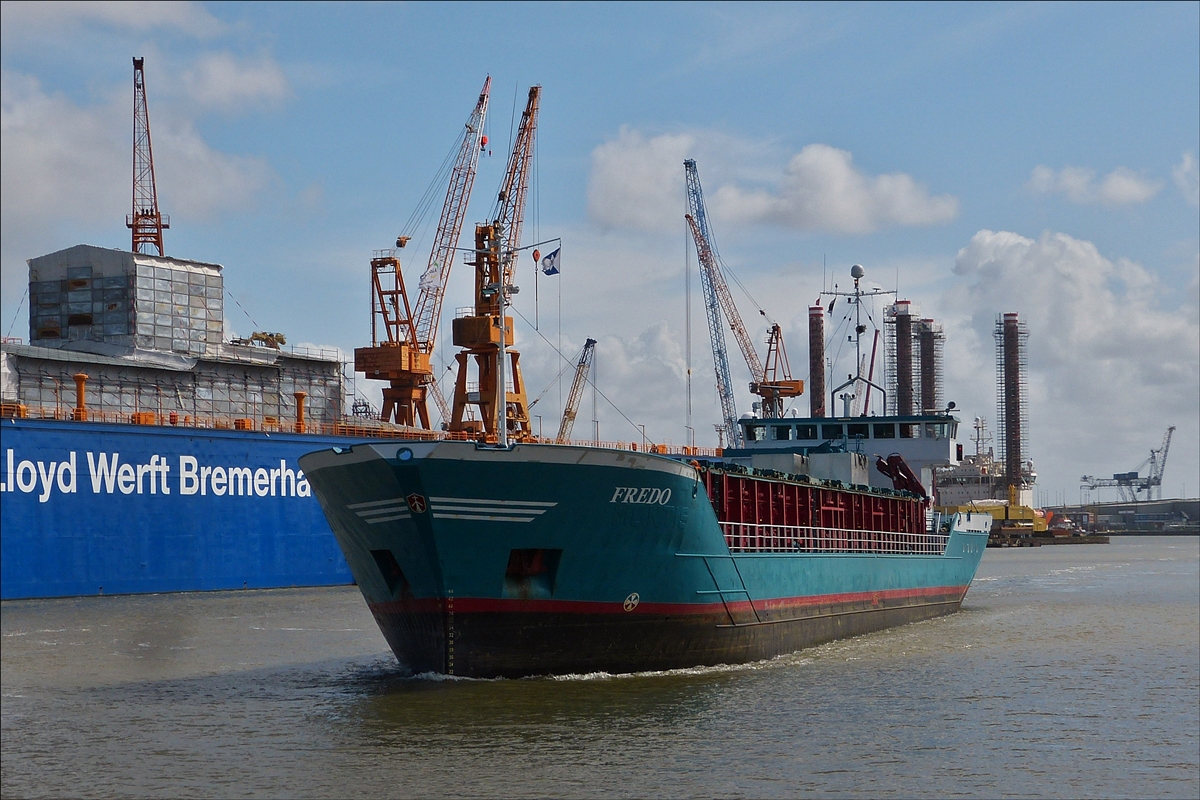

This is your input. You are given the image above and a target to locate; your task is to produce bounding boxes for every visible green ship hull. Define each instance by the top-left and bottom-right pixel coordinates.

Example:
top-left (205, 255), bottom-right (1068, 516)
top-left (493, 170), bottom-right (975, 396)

top-left (299, 440), bottom-right (990, 677)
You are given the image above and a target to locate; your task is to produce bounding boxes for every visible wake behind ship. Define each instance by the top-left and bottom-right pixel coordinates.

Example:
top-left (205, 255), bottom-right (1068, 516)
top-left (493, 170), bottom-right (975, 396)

top-left (300, 439), bottom-right (990, 678)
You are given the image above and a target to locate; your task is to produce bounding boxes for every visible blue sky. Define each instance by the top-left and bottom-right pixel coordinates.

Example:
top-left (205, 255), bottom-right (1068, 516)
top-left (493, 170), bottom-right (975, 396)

top-left (2, 1), bottom-right (1198, 501)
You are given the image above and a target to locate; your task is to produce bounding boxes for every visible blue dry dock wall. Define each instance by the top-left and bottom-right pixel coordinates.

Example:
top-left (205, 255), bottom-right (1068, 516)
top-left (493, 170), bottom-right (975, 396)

top-left (0, 419), bottom-right (361, 599)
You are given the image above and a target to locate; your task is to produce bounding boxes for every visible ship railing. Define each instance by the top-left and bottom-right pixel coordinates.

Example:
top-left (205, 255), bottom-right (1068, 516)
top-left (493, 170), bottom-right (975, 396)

top-left (719, 522), bottom-right (949, 556)
top-left (1, 403), bottom-right (726, 456)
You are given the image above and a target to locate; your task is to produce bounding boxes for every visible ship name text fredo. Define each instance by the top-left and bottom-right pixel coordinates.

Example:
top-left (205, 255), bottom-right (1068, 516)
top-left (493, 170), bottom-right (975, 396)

top-left (0, 449), bottom-right (310, 502)
top-left (609, 486), bottom-right (672, 505)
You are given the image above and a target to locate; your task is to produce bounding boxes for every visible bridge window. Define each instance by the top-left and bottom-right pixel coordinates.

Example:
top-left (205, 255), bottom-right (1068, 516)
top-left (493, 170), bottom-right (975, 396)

top-left (821, 424), bottom-right (844, 439)
top-left (772, 425), bottom-right (792, 441)
top-left (796, 425), bottom-right (817, 440)
top-left (874, 423), bottom-right (896, 439)
top-left (899, 423), bottom-right (919, 438)
top-left (847, 423), bottom-right (869, 439)
top-left (925, 423), bottom-right (949, 439)
top-left (746, 424), bottom-right (766, 441)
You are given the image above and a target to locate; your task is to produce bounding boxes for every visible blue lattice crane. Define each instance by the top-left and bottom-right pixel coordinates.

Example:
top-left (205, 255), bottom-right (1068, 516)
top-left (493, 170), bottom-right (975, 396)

top-left (684, 159), bottom-right (740, 448)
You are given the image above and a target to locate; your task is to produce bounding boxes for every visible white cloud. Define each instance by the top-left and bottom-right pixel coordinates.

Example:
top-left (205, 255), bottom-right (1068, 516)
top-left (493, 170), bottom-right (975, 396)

top-left (181, 52), bottom-right (291, 112)
top-left (711, 144), bottom-right (959, 233)
top-left (1027, 164), bottom-right (1162, 206)
top-left (0, 1), bottom-right (225, 37)
top-left (587, 130), bottom-right (958, 235)
top-left (942, 229), bottom-right (1198, 495)
top-left (1172, 151), bottom-right (1199, 207)
top-left (587, 128), bottom-right (695, 232)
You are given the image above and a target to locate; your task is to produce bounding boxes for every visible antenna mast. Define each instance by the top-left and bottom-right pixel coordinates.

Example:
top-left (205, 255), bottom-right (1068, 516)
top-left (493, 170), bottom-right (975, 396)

top-left (126, 57), bottom-right (169, 256)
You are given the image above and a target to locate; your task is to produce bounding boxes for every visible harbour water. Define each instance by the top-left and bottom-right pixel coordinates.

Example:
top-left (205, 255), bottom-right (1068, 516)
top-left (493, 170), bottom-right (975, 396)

top-left (2, 537), bottom-right (1197, 798)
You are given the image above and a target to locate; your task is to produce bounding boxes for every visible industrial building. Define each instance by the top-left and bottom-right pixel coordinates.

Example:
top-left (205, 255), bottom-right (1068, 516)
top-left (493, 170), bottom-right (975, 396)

top-left (3, 243), bottom-right (344, 428)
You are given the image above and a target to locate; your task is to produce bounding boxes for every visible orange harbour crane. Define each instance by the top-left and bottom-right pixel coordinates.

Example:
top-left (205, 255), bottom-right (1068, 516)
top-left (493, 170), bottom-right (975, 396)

top-left (126, 57), bottom-right (169, 256)
top-left (756, 324), bottom-right (803, 418)
top-left (354, 78), bottom-right (491, 428)
top-left (557, 339), bottom-right (596, 443)
top-left (448, 85), bottom-right (541, 444)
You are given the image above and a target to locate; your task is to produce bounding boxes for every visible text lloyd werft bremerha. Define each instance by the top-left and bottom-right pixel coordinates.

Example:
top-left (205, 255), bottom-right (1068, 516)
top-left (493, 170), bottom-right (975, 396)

top-left (2, 449), bottom-right (312, 502)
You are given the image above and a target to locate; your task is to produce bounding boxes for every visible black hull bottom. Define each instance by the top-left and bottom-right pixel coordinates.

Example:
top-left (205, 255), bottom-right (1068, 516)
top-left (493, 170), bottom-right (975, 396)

top-left (369, 592), bottom-right (966, 678)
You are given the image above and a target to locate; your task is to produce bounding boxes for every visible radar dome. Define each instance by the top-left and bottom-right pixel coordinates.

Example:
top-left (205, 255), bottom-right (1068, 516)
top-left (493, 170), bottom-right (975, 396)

top-left (850, 264), bottom-right (865, 279)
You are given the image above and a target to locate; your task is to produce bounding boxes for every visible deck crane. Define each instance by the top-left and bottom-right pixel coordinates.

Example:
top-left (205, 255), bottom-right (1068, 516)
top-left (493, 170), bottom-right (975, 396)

top-left (1080, 426), bottom-right (1176, 502)
top-left (127, 57), bottom-right (169, 256)
top-left (556, 339), bottom-right (596, 443)
top-left (684, 160), bottom-right (803, 447)
top-left (448, 85), bottom-right (541, 444)
top-left (354, 77), bottom-right (491, 428)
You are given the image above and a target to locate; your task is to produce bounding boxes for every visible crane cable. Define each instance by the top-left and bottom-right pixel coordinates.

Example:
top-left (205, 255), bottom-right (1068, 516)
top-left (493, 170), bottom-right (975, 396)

top-left (508, 304), bottom-right (656, 445)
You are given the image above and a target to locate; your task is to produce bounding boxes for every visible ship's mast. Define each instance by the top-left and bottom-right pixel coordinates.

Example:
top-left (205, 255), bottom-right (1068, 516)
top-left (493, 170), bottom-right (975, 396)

top-left (823, 265), bottom-right (893, 417)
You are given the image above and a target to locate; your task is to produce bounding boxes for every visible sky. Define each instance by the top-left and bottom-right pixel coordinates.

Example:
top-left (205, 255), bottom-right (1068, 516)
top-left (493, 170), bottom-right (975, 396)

top-left (2, 1), bottom-right (1197, 503)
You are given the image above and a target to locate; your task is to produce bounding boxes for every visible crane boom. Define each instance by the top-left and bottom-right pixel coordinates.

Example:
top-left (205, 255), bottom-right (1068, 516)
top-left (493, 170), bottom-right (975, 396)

top-left (411, 77), bottom-right (491, 352)
top-left (1080, 425), bottom-right (1177, 502)
top-left (126, 57), bottom-right (169, 256)
top-left (684, 161), bottom-right (739, 448)
top-left (495, 86), bottom-right (540, 286)
top-left (1151, 426), bottom-right (1175, 500)
top-left (449, 86), bottom-right (542, 441)
top-left (354, 80), bottom-right (490, 429)
top-left (557, 339), bottom-right (596, 443)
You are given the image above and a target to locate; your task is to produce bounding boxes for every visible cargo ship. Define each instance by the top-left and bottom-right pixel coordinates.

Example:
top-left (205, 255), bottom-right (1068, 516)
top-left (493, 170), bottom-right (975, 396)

top-left (295, 126), bottom-right (997, 676)
top-left (300, 436), bottom-right (990, 677)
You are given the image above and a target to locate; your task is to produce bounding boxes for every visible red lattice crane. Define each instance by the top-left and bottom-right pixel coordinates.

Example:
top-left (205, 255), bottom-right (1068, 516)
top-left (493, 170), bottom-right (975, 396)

top-left (448, 85), bottom-right (541, 441)
top-left (755, 324), bottom-right (803, 418)
top-left (126, 57), bottom-right (169, 256)
top-left (354, 77), bottom-right (491, 428)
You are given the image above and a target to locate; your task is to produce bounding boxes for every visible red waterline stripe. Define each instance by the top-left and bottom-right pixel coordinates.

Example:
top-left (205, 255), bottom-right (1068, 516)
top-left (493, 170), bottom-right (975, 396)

top-left (371, 585), bottom-right (967, 617)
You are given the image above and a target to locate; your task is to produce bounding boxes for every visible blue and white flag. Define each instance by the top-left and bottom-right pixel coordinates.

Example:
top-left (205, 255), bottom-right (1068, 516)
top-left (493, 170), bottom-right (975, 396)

top-left (540, 247), bottom-right (561, 276)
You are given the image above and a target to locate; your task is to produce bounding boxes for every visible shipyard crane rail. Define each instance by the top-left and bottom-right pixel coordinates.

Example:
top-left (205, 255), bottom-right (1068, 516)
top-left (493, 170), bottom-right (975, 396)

top-left (1080, 425), bottom-right (1176, 502)
top-left (557, 339), bottom-right (596, 443)
top-left (684, 161), bottom-right (739, 448)
top-left (354, 78), bottom-right (491, 429)
top-left (127, 57), bottom-right (169, 256)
